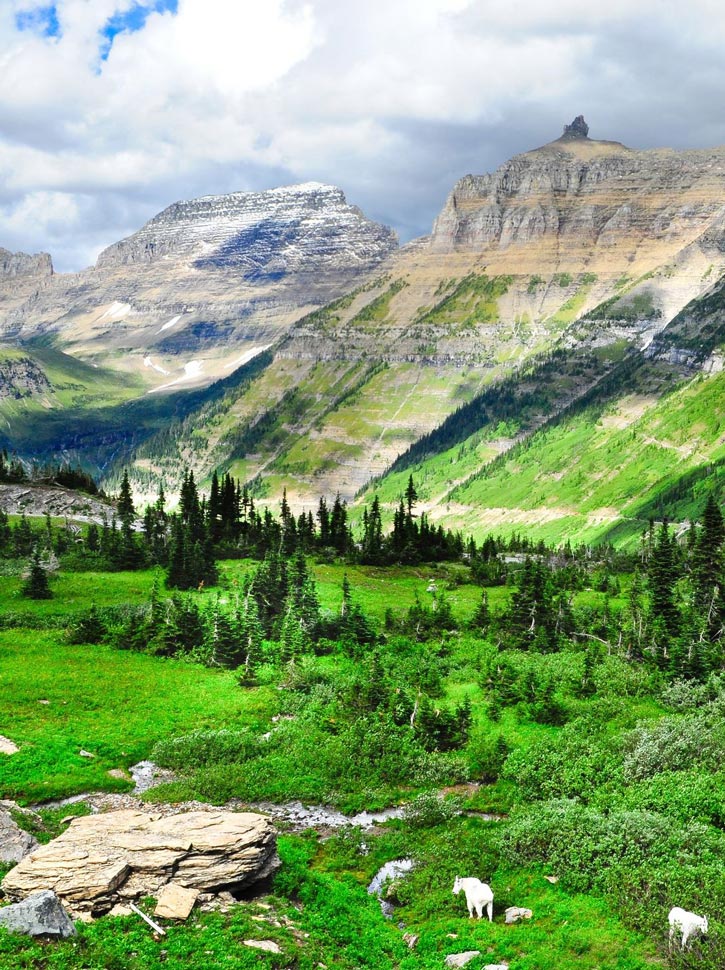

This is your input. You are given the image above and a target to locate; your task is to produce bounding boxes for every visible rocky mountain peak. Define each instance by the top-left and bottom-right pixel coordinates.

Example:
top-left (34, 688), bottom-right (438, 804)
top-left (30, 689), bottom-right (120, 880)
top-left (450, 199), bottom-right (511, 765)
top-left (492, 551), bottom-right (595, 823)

top-left (96, 182), bottom-right (396, 274)
top-left (561, 115), bottom-right (589, 139)
top-left (0, 248), bottom-right (53, 280)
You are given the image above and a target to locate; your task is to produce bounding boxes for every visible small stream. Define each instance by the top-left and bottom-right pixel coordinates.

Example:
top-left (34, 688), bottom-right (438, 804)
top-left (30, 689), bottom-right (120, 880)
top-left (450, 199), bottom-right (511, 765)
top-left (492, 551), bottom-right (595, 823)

top-left (32, 763), bottom-right (504, 831)
top-left (367, 859), bottom-right (414, 917)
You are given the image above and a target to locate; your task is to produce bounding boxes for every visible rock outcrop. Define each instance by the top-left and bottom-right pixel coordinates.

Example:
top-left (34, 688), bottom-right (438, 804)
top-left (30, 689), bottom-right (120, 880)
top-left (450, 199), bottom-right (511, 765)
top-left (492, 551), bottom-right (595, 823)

top-left (562, 114), bottom-right (589, 139)
top-left (0, 805), bottom-right (39, 865)
top-left (0, 248), bottom-right (53, 320)
top-left (0, 890), bottom-right (76, 939)
top-left (1, 809), bottom-right (278, 918)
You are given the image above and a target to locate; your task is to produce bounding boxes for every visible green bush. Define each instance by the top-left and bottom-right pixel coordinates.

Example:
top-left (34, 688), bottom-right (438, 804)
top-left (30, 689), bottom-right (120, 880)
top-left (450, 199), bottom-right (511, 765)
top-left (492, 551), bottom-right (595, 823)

top-left (622, 710), bottom-right (725, 781)
top-left (151, 728), bottom-right (260, 771)
top-left (502, 720), bottom-right (621, 801)
top-left (402, 792), bottom-right (461, 828)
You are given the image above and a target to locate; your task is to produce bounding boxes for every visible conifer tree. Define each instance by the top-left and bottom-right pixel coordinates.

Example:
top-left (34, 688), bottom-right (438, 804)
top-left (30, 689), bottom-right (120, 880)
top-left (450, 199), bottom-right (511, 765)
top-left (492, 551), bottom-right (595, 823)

top-left (22, 550), bottom-right (52, 599)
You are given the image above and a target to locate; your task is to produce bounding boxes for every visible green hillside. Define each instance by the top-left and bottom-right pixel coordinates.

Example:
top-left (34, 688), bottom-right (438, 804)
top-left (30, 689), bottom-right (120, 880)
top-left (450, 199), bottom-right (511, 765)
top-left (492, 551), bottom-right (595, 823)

top-left (359, 276), bottom-right (725, 547)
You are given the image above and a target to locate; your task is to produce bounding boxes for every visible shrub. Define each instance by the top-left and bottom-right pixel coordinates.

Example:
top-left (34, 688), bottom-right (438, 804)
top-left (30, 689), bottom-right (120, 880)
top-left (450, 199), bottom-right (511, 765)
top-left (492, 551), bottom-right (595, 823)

top-left (402, 792), bottom-right (461, 829)
top-left (151, 728), bottom-right (260, 771)
top-left (622, 711), bottom-right (725, 781)
top-left (502, 720), bottom-right (621, 801)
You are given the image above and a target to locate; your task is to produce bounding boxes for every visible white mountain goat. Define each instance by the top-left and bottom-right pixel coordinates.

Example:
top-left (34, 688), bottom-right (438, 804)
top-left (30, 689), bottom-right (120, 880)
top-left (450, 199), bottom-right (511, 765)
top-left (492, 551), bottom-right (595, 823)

top-left (452, 876), bottom-right (494, 920)
top-left (668, 907), bottom-right (708, 950)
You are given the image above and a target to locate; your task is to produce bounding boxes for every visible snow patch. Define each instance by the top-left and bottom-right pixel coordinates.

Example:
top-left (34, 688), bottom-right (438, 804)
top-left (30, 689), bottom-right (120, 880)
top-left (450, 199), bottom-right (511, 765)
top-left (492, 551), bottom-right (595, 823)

top-left (99, 301), bottom-right (131, 320)
top-left (148, 359), bottom-right (204, 393)
top-left (157, 314), bottom-right (182, 334)
top-left (143, 356), bottom-right (170, 376)
top-left (222, 344), bottom-right (272, 370)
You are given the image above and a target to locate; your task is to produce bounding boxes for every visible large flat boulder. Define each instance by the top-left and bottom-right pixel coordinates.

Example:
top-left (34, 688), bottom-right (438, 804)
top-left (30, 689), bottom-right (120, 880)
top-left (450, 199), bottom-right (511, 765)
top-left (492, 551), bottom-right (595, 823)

top-left (1, 809), bottom-right (278, 917)
top-left (0, 889), bottom-right (76, 939)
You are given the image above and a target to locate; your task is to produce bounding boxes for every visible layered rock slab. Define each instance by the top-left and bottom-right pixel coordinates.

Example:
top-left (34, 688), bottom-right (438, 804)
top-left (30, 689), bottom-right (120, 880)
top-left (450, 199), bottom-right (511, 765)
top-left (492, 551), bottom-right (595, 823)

top-left (1, 809), bottom-right (278, 917)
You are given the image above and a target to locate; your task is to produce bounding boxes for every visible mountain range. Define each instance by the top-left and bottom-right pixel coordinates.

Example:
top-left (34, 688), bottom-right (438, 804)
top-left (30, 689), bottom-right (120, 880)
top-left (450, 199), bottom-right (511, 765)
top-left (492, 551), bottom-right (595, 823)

top-left (2, 117), bottom-right (725, 545)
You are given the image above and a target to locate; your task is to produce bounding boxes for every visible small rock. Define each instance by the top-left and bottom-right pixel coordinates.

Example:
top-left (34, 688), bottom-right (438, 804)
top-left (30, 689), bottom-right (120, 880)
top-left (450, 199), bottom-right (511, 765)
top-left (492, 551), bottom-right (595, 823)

top-left (108, 904), bottom-right (133, 917)
top-left (484, 965), bottom-right (509, 970)
top-left (251, 915), bottom-right (282, 926)
top-left (446, 932), bottom-right (458, 939)
top-left (154, 883), bottom-right (199, 920)
top-left (79, 750), bottom-right (95, 759)
top-left (445, 952), bottom-right (480, 968)
top-left (0, 890), bottom-right (77, 939)
top-left (0, 808), bottom-right (39, 864)
top-left (244, 940), bottom-right (282, 954)
top-left (0, 735), bottom-right (19, 755)
top-left (107, 768), bottom-right (129, 780)
top-left (544, 875), bottom-right (558, 884)
top-left (504, 906), bottom-right (533, 924)
top-left (403, 932), bottom-right (419, 949)
top-left (38, 699), bottom-right (50, 705)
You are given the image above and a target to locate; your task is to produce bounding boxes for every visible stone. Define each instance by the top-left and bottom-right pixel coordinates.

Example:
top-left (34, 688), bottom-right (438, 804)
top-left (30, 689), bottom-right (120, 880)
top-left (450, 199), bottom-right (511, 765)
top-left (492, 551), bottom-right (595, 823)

top-left (445, 952), bottom-right (480, 968)
top-left (403, 932), bottom-right (419, 949)
top-left (154, 883), bottom-right (199, 920)
top-left (79, 749), bottom-right (95, 758)
top-left (108, 903), bottom-right (133, 917)
top-left (244, 940), bottom-right (282, 954)
top-left (544, 875), bottom-right (558, 884)
top-left (562, 115), bottom-right (589, 138)
top-left (1, 809), bottom-right (278, 918)
top-left (484, 965), bottom-right (509, 970)
top-left (0, 808), bottom-right (39, 865)
top-left (0, 889), bottom-right (76, 939)
top-left (504, 906), bottom-right (533, 924)
top-left (0, 735), bottom-right (19, 755)
top-left (107, 768), bottom-right (130, 781)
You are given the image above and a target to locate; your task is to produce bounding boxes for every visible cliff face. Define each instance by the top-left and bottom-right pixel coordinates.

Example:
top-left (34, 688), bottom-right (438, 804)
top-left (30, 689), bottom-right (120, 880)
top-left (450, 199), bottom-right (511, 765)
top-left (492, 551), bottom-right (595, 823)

top-left (0, 184), bottom-right (397, 391)
top-left (431, 129), bottom-right (725, 271)
top-left (0, 248), bottom-right (53, 318)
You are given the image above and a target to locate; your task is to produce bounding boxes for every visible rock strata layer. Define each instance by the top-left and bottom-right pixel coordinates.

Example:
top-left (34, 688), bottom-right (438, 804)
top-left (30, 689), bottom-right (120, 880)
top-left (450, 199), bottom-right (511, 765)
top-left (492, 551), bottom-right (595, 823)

top-left (1, 809), bottom-right (278, 917)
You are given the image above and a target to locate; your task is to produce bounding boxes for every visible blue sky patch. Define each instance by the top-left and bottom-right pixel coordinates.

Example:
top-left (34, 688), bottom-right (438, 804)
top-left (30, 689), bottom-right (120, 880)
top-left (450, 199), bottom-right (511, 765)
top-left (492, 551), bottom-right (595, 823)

top-left (15, 4), bottom-right (61, 38)
top-left (100, 0), bottom-right (178, 60)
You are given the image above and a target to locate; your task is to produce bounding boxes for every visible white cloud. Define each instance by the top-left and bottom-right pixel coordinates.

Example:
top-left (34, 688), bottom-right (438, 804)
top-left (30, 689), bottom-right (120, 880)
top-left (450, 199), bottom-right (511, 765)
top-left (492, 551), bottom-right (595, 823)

top-left (3, 0), bottom-right (725, 269)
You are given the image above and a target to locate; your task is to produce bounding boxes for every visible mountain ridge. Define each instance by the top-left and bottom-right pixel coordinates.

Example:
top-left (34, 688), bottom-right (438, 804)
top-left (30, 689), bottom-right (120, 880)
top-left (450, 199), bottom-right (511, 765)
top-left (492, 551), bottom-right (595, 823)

top-left (4, 119), bottom-right (725, 544)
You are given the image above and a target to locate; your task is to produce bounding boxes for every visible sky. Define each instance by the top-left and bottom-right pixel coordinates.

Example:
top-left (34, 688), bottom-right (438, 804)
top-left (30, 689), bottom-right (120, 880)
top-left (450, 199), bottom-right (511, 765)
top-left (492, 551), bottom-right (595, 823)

top-left (3, 0), bottom-right (725, 271)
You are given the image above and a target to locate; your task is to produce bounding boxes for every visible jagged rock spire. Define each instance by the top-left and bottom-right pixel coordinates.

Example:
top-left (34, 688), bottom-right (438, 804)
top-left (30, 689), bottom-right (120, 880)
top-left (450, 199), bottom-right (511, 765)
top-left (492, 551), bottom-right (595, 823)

top-left (562, 115), bottom-right (589, 139)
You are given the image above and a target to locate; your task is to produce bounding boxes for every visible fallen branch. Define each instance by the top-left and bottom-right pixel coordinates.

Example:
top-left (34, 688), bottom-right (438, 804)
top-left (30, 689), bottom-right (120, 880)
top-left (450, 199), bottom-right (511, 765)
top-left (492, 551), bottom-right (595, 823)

top-left (130, 902), bottom-right (166, 936)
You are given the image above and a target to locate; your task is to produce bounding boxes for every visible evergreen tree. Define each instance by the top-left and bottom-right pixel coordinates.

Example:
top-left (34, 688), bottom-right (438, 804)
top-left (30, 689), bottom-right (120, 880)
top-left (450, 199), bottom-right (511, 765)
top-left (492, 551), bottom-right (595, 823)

top-left (692, 495), bottom-right (725, 640)
top-left (361, 497), bottom-right (384, 564)
top-left (117, 470), bottom-right (135, 524)
top-left (648, 521), bottom-right (681, 645)
top-left (470, 590), bottom-right (490, 631)
top-left (22, 550), bottom-right (52, 599)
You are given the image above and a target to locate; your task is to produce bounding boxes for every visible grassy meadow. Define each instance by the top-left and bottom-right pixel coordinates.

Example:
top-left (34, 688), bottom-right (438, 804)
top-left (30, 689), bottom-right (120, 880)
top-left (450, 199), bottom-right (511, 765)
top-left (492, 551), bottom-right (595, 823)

top-left (0, 555), bottom-right (716, 969)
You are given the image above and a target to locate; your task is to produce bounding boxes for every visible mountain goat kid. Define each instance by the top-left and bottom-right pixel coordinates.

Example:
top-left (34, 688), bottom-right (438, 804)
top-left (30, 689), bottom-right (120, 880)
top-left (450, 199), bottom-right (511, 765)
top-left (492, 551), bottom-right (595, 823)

top-left (668, 907), bottom-right (708, 950)
top-left (453, 876), bottom-right (494, 921)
